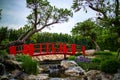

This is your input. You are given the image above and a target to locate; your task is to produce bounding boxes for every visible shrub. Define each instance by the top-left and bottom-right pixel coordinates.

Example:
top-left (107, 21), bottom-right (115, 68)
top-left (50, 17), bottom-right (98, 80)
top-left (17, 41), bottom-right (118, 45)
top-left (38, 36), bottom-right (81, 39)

top-left (0, 50), bottom-right (8, 58)
top-left (91, 58), bottom-right (101, 63)
top-left (16, 54), bottom-right (28, 62)
top-left (68, 55), bottom-right (76, 60)
top-left (100, 59), bottom-right (120, 74)
top-left (77, 61), bottom-right (100, 71)
top-left (94, 51), bottom-right (113, 56)
top-left (16, 54), bottom-right (38, 75)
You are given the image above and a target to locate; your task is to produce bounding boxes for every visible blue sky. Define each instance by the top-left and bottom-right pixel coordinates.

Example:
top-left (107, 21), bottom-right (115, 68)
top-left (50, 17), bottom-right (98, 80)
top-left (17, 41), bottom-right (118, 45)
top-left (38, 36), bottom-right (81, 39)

top-left (0, 0), bottom-right (97, 34)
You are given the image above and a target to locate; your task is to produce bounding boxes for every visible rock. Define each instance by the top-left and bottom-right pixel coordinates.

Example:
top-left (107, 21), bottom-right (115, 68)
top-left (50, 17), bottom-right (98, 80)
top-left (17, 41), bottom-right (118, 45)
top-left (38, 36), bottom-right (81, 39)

top-left (28, 74), bottom-right (49, 80)
top-left (3, 60), bottom-right (22, 71)
top-left (104, 50), bottom-right (110, 52)
top-left (50, 78), bottom-right (69, 80)
top-left (11, 69), bottom-right (23, 78)
top-left (85, 49), bottom-right (96, 56)
top-left (82, 70), bottom-right (113, 80)
top-left (61, 60), bottom-right (78, 69)
top-left (113, 72), bottom-right (120, 80)
top-left (38, 66), bottom-right (44, 73)
top-left (0, 75), bottom-right (9, 80)
top-left (0, 63), bottom-right (6, 75)
top-left (65, 66), bottom-right (85, 76)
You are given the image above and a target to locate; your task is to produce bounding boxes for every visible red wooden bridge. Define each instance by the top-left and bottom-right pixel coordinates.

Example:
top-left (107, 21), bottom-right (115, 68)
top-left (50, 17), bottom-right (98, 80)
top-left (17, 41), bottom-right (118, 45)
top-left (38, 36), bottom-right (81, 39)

top-left (9, 43), bottom-right (86, 57)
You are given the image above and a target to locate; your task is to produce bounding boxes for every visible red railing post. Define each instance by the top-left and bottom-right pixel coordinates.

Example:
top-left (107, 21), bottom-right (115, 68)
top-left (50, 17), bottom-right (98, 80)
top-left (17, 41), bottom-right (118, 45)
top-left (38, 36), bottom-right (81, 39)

top-left (52, 43), bottom-right (55, 53)
top-left (63, 44), bottom-right (68, 53)
top-left (82, 46), bottom-right (86, 56)
top-left (9, 46), bottom-right (16, 55)
top-left (40, 44), bottom-right (42, 54)
top-left (59, 43), bottom-right (63, 53)
top-left (23, 44), bottom-right (29, 55)
top-left (29, 44), bottom-right (34, 56)
top-left (46, 43), bottom-right (49, 54)
top-left (71, 44), bottom-right (76, 55)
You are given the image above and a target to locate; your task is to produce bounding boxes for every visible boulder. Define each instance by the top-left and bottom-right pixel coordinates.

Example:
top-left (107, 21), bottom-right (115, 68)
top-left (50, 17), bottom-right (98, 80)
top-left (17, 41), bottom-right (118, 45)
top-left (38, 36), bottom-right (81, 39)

top-left (85, 49), bottom-right (96, 56)
top-left (61, 60), bottom-right (78, 69)
top-left (0, 63), bottom-right (5, 75)
top-left (3, 60), bottom-right (22, 71)
top-left (113, 72), bottom-right (120, 80)
top-left (11, 69), bottom-right (23, 78)
top-left (0, 75), bottom-right (9, 80)
top-left (65, 66), bottom-right (85, 76)
top-left (28, 74), bottom-right (49, 80)
top-left (50, 78), bottom-right (69, 80)
top-left (82, 70), bottom-right (113, 80)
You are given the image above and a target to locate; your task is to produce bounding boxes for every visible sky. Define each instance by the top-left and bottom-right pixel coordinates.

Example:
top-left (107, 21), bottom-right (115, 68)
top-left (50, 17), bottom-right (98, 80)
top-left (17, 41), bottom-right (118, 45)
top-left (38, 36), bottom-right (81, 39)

top-left (0, 0), bottom-right (97, 34)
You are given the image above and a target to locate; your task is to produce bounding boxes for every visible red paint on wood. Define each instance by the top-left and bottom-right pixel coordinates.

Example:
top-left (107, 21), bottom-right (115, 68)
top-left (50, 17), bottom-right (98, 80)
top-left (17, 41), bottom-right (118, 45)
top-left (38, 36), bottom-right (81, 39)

top-left (59, 43), bottom-right (63, 53)
top-left (82, 46), bottom-right (86, 56)
top-left (63, 44), bottom-right (68, 53)
top-left (71, 44), bottom-right (76, 55)
top-left (9, 46), bottom-right (16, 55)
top-left (29, 44), bottom-right (34, 56)
top-left (52, 43), bottom-right (55, 53)
top-left (23, 44), bottom-right (29, 54)
top-left (46, 43), bottom-right (49, 54)
top-left (40, 44), bottom-right (42, 54)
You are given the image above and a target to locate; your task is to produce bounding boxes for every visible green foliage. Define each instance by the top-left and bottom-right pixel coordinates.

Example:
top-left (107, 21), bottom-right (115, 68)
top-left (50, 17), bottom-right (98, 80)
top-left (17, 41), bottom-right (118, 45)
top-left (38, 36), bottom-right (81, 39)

top-left (0, 50), bottom-right (8, 58)
top-left (75, 52), bottom-right (82, 56)
top-left (91, 58), bottom-right (101, 63)
top-left (16, 54), bottom-right (38, 74)
top-left (100, 59), bottom-right (120, 74)
top-left (71, 19), bottom-right (101, 51)
top-left (94, 51), bottom-right (113, 56)
top-left (78, 61), bottom-right (100, 71)
top-left (68, 55), bottom-right (76, 60)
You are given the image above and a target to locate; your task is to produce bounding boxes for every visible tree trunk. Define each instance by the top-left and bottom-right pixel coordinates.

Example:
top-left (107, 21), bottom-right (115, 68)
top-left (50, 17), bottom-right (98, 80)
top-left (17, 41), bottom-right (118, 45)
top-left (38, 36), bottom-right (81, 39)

top-left (90, 38), bottom-right (100, 51)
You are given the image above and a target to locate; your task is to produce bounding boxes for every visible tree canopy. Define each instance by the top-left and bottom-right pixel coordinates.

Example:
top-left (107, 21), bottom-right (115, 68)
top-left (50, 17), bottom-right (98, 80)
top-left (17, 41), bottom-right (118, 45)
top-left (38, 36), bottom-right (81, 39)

top-left (72, 0), bottom-right (120, 36)
top-left (71, 19), bottom-right (101, 51)
top-left (0, 0), bottom-right (73, 49)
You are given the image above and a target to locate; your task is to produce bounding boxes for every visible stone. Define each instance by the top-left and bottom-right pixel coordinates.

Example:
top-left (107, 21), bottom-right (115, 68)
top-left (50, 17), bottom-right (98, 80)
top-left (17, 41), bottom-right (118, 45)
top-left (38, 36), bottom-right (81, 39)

top-left (3, 60), bottom-right (22, 71)
top-left (113, 73), bottom-right (120, 80)
top-left (65, 66), bottom-right (85, 76)
top-left (37, 66), bottom-right (44, 73)
top-left (85, 49), bottom-right (96, 56)
top-left (82, 70), bottom-right (113, 80)
top-left (104, 50), bottom-right (110, 52)
top-left (28, 74), bottom-right (49, 80)
top-left (50, 78), bottom-right (69, 80)
top-left (0, 63), bottom-right (5, 75)
top-left (61, 60), bottom-right (78, 69)
top-left (11, 69), bottom-right (23, 78)
top-left (0, 75), bottom-right (9, 80)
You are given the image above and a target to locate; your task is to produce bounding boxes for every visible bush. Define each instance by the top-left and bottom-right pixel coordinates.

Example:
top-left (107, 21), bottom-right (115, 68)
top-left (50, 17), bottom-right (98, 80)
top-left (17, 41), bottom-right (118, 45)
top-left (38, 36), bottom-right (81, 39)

top-left (16, 54), bottom-right (27, 62)
top-left (77, 61), bottom-right (100, 71)
top-left (94, 51), bottom-right (113, 56)
top-left (16, 54), bottom-right (38, 75)
top-left (91, 58), bottom-right (101, 63)
top-left (100, 59), bottom-right (120, 74)
top-left (68, 55), bottom-right (76, 60)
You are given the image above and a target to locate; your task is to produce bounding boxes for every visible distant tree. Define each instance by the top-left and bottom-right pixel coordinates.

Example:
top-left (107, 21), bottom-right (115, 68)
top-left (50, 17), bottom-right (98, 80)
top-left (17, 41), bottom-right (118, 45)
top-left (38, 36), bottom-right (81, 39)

top-left (72, 0), bottom-right (120, 36)
top-left (0, 0), bottom-right (72, 49)
top-left (0, 9), bottom-right (2, 20)
top-left (71, 20), bottom-right (100, 51)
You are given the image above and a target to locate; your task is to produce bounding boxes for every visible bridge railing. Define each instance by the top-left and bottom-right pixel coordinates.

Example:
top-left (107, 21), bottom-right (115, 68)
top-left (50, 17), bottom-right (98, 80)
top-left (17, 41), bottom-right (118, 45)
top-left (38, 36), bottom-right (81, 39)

top-left (9, 43), bottom-right (86, 56)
